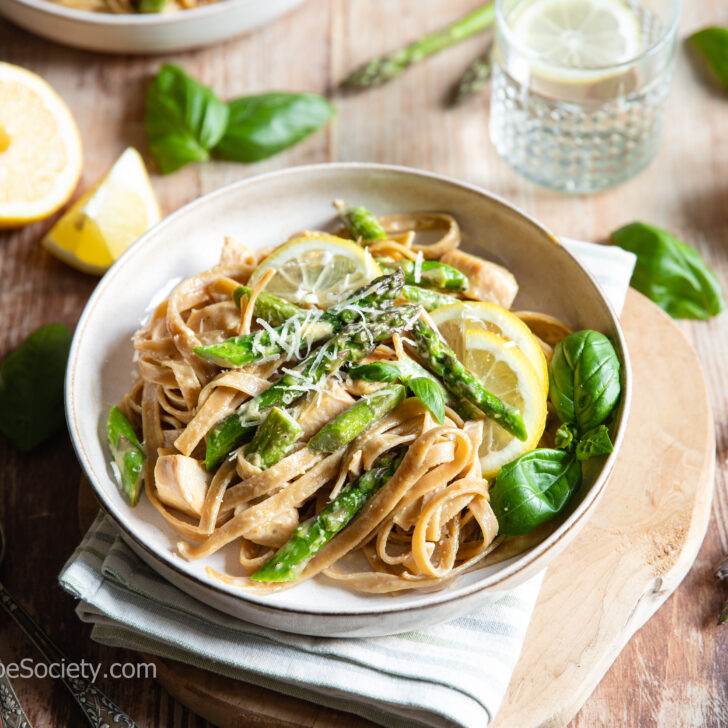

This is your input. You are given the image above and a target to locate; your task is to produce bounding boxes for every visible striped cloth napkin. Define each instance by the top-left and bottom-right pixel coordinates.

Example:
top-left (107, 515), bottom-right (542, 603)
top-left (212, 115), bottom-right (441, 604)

top-left (59, 240), bottom-right (636, 728)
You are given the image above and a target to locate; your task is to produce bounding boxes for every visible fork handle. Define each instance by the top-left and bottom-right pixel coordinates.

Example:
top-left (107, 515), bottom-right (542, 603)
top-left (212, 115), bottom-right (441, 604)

top-left (0, 583), bottom-right (140, 728)
top-left (0, 669), bottom-right (33, 728)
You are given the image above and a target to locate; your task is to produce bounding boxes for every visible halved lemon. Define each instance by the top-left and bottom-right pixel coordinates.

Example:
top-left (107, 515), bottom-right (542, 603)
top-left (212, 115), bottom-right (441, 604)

top-left (43, 147), bottom-right (160, 275)
top-left (0, 63), bottom-right (83, 228)
top-left (463, 327), bottom-right (547, 479)
top-left (430, 301), bottom-right (549, 393)
top-left (510, 0), bottom-right (642, 82)
top-left (249, 234), bottom-right (381, 308)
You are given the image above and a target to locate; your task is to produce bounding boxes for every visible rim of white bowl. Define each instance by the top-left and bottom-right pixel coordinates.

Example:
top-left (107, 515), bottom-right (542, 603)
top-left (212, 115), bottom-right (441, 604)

top-left (10, 0), bottom-right (278, 25)
top-left (65, 161), bottom-right (632, 618)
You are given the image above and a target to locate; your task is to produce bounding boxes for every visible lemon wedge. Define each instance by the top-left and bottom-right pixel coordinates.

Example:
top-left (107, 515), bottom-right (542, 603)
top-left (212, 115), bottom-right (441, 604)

top-left (463, 327), bottom-right (547, 479)
top-left (430, 301), bottom-right (549, 393)
top-left (0, 63), bottom-right (82, 228)
top-left (43, 147), bottom-right (161, 275)
top-left (249, 234), bottom-right (381, 308)
top-left (510, 0), bottom-right (642, 82)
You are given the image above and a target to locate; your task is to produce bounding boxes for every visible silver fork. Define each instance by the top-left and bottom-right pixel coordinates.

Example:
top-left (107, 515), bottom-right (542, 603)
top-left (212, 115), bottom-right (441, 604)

top-left (0, 669), bottom-right (32, 728)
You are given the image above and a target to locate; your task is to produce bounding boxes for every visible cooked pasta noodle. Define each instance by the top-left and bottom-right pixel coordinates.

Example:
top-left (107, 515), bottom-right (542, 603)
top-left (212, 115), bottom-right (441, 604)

top-left (48, 0), bottom-right (220, 14)
top-left (114, 212), bottom-right (569, 594)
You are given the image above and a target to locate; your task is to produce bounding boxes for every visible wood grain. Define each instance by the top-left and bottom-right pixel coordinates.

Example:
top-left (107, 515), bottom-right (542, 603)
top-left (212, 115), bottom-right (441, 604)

top-left (0, 1), bottom-right (726, 726)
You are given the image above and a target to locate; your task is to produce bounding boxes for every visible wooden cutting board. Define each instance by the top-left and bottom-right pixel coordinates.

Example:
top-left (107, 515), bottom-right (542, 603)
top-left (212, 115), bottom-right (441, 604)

top-left (78, 289), bottom-right (715, 728)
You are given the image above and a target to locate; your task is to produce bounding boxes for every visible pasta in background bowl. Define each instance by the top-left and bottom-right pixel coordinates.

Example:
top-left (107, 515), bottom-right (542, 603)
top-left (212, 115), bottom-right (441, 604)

top-left (0, 0), bottom-right (306, 54)
top-left (66, 163), bottom-right (631, 637)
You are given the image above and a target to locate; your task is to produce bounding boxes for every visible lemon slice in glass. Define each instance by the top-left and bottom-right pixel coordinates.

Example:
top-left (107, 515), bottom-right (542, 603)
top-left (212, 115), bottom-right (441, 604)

top-left (43, 147), bottom-right (160, 275)
top-left (0, 63), bottom-right (83, 228)
top-left (463, 327), bottom-right (547, 479)
top-left (510, 0), bottom-right (642, 81)
top-left (249, 234), bottom-right (381, 308)
top-left (430, 301), bottom-right (549, 393)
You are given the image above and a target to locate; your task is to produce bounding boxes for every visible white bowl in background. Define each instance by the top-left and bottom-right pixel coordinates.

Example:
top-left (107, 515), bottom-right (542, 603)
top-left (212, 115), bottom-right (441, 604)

top-left (0, 0), bottom-right (306, 55)
top-left (65, 163), bottom-right (631, 637)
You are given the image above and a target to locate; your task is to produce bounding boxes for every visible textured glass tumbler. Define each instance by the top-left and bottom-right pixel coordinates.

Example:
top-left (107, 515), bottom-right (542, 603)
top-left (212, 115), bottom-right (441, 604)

top-left (489, 0), bottom-right (680, 194)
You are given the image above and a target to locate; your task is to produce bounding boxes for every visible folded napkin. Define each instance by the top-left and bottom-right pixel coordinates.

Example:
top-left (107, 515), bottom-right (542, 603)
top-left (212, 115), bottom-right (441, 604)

top-left (59, 240), bottom-right (636, 728)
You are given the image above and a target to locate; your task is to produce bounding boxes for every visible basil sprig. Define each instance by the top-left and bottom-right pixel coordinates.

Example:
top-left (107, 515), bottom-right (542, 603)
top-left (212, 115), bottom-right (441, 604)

top-left (348, 360), bottom-right (446, 424)
top-left (145, 65), bottom-right (335, 174)
top-left (490, 330), bottom-right (622, 536)
top-left (691, 27), bottom-right (728, 90)
top-left (612, 222), bottom-right (725, 320)
top-left (0, 323), bottom-right (72, 452)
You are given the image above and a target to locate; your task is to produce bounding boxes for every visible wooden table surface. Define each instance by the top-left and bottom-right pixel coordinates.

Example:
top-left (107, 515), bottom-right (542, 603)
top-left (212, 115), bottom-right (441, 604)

top-left (0, 1), bottom-right (726, 726)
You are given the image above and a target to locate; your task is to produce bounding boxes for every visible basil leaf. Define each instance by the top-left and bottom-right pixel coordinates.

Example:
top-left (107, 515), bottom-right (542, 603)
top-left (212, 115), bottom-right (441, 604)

top-left (575, 425), bottom-right (614, 461)
top-left (213, 93), bottom-right (335, 163)
top-left (145, 64), bottom-right (229, 174)
top-left (691, 27), bottom-right (728, 90)
top-left (348, 362), bottom-right (401, 382)
top-left (490, 449), bottom-right (582, 536)
top-left (612, 222), bottom-right (725, 320)
top-left (549, 330), bottom-right (621, 434)
top-left (554, 422), bottom-right (577, 452)
top-left (0, 323), bottom-right (72, 452)
top-left (408, 377), bottom-right (445, 424)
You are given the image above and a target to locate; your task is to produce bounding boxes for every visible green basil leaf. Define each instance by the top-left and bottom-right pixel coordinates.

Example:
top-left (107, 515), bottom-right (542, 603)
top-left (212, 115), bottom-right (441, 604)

top-left (145, 64), bottom-right (229, 174)
top-left (408, 377), bottom-right (445, 424)
top-left (554, 422), bottom-right (577, 452)
top-left (490, 449), bottom-right (582, 536)
top-left (612, 222), bottom-right (725, 320)
top-left (691, 27), bottom-right (728, 90)
top-left (575, 424), bottom-right (614, 461)
top-left (0, 323), bottom-right (72, 452)
top-left (213, 93), bottom-right (335, 163)
top-left (549, 330), bottom-right (621, 434)
top-left (348, 362), bottom-right (401, 382)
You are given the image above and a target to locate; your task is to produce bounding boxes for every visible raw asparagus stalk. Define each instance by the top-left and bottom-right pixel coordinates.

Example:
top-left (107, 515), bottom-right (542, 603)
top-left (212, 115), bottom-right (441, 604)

top-left (451, 50), bottom-right (492, 104)
top-left (205, 305), bottom-right (420, 469)
top-left (343, 3), bottom-right (495, 88)
top-left (334, 200), bottom-right (388, 241)
top-left (251, 449), bottom-right (405, 581)
top-left (379, 258), bottom-right (469, 291)
top-left (401, 285), bottom-right (458, 311)
top-left (246, 407), bottom-right (303, 470)
top-left (308, 384), bottom-right (406, 453)
top-left (195, 270), bottom-right (405, 368)
top-left (106, 406), bottom-right (145, 506)
top-left (233, 285), bottom-right (303, 326)
top-left (412, 319), bottom-right (527, 440)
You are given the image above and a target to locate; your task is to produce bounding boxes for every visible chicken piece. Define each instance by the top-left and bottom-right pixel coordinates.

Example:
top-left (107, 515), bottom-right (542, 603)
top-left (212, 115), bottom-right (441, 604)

top-left (154, 454), bottom-right (211, 517)
top-left (219, 236), bottom-right (256, 265)
top-left (297, 381), bottom-right (355, 439)
top-left (244, 507), bottom-right (299, 548)
top-left (440, 249), bottom-right (519, 309)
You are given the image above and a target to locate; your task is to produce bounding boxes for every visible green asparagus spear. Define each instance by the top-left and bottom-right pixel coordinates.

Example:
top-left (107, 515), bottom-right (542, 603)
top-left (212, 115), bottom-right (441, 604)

top-left (334, 200), bottom-right (388, 241)
top-left (233, 286), bottom-right (303, 326)
top-left (378, 258), bottom-right (469, 292)
top-left (205, 305), bottom-right (420, 469)
top-left (401, 285), bottom-right (459, 311)
top-left (106, 406), bottom-right (146, 506)
top-left (412, 319), bottom-right (527, 441)
top-left (308, 384), bottom-right (406, 453)
top-left (451, 51), bottom-right (493, 105)
top-left (251, 449), bottom-right (405, 581)
top-left (195, 270), bottom-right (405, 368)
top-left (246, 407), bottom-right (303, 470)
top-left (137, 0), bottom-right (166, 11)
top-left (343, 3), bottom-right (495, 88)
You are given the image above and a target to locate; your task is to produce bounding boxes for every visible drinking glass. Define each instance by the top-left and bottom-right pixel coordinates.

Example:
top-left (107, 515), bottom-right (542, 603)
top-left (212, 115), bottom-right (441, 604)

top-left (489, 0), bottom-right (680, 193)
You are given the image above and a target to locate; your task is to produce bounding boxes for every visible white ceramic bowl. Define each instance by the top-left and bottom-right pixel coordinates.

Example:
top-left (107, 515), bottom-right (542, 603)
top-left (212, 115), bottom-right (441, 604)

top-left (0, 0), bottom-right (306, 55)
top-left (66, 163), bottom-right (631, 637)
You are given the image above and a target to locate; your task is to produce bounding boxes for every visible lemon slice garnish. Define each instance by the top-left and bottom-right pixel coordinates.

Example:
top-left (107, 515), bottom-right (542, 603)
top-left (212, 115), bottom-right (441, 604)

top-left (249, 234), bottom-right (382, 308)
top-left (510, 0), bottom-right (642, 83)
top-left (431, 301), bottom-right (549, 394)
top-left (463, 327), bottom-right (547, 479)
top-left (43, 147), bottom-right (161, 275)
top-left (0, 63), bottom-right (83, 228)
